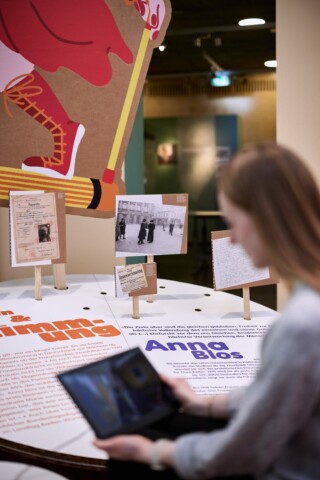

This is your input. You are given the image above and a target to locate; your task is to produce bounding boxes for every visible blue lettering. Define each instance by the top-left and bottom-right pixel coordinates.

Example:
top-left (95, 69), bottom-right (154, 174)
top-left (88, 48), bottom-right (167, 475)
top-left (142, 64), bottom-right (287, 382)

top-left (187, 342), bottom-right (209, 351)
top-left (231, 352), bottom-right (244, 359)
top-left (207, 341), bottom-right (229, 351)
top-left (191, 351), bottom-right (209, 359)
top-left (167, 342), bottom-right (188, 351)
top-left (216, 352), bottom-right (231, 359)
top-left (145, 340), bottom-right (168, 351)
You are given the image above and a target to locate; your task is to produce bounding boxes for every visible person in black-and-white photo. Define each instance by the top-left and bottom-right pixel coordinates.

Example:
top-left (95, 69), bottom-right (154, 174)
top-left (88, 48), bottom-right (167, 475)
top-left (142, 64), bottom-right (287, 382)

top-left (147, 220), bottom-right (155, 243)
top-left (137, 218), bottom-right (147, 245)
top-left (119, 218), bottom-right (126, 239)
top-left (38, 224), bottom-right (51, 243)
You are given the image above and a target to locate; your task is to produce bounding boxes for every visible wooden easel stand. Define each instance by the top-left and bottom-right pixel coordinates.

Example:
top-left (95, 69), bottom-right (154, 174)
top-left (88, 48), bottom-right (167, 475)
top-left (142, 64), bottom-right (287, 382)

top-left (132, 296), bottom-right (140, 319)
top-left (53, 263), bottom-right (67, 290)
top-left (147, 255), bottom-right (154, 303)
top-left (243, 287), bottom-right (251, 320)
top-left (34, 266), bottom-right (42, 301)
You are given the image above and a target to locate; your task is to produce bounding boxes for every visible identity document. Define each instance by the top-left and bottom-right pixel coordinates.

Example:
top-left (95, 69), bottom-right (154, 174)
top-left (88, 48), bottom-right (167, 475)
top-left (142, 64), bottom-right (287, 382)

top-left (11, 192), bottom-right (60, 264)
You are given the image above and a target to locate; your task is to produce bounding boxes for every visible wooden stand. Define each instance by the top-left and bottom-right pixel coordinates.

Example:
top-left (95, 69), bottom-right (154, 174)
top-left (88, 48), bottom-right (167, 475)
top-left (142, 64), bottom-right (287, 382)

top-left (132, 296), bottom-right (140, 319)
top-left (243, 287), bottom-right (251, 320)
top-left (34, 266), bottom-right (42, 301)
top-left (53, 263), bottom-right (67, 290)
top-left (147, 255), bottom-right (154, 303)
top-left (34, 263), bottom-right (67, 300)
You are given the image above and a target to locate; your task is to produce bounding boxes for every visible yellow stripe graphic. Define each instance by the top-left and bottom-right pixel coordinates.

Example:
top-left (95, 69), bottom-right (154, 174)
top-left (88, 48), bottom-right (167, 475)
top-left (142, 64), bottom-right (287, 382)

top-left (0, 166), bottom-right (94, 208)
top-left (107, 27), bottom-right (149, 171)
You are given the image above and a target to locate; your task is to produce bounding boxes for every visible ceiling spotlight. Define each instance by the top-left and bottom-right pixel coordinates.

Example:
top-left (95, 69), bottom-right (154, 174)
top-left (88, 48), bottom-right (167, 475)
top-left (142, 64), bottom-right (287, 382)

top-left (210, 72), bottom-right (231, 87)
top-left (158, 44), bottom-right (166, 52)
top-left (238, 18), bottom-right (266, 26)
top-left (264, 60), bottom-right (277, 68)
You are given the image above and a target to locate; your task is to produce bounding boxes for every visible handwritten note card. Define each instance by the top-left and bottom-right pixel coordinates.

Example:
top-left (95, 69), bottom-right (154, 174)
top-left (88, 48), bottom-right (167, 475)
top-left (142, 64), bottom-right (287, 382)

top-left (212, 236), bottom-right (270, 290)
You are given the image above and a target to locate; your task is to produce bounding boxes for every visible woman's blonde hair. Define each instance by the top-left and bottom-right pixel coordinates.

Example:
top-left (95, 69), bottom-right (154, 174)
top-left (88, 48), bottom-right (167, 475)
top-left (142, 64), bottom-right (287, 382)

top-left (218, 143), bottom-right (320, 291)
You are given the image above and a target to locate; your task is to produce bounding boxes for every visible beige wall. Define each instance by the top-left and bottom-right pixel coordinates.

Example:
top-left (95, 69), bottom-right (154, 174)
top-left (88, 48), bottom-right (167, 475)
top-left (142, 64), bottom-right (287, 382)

top-left (277, 0), bottom-right (320, 182)
top-left (277, 0), bottom-right (320, 309)
top-left (144, 73), bottom-right (276, 148)
top-left (0, 207), bottom-right (124, 281)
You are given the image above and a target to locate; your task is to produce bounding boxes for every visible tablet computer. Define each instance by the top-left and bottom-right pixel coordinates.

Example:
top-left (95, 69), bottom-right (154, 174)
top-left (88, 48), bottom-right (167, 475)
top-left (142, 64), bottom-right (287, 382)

top-left (57, 347), bottom-right (179, 439)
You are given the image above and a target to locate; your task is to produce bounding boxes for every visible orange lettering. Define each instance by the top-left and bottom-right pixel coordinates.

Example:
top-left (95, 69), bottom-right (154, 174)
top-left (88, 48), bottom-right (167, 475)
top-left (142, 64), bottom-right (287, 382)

top-left (14, 323), bottom-right (56, 334)
top-left (91, 325), bottom-right (121, 337)
top-left (38, 331), bottom-right (69, 342)
top-left (0, 325), bottom-right (16, 337)
top-left (65, 329), bottom-right (95, 339)
top-left (10, 315), bottom-right (31, 323)
top-left (53, 318), bottom-right (94, 330)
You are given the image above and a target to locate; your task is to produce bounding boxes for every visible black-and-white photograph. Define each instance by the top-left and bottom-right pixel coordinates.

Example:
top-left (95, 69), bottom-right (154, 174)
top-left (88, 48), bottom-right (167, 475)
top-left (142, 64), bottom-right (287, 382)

top-left (38, 224), bottom-right (51, 243)
top-left (115, 194), bottom-right (188, 257)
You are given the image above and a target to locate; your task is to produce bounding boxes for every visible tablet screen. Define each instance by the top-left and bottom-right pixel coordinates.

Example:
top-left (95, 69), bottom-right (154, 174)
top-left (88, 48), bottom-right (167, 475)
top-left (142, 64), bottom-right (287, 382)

top-left (57, 347), bottom-right (178, 439)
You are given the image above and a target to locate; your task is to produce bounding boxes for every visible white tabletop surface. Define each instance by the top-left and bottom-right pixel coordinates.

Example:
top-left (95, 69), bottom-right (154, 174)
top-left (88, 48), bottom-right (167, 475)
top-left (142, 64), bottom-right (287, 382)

top-left (0, 275), bottom-right (278, 460)
top-left (0, 462), bottom-right (68, 480)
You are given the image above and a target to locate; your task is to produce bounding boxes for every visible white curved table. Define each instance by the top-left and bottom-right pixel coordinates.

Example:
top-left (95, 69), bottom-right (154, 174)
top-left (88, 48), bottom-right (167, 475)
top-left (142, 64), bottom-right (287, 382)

top-left (0, 275), bottom-right (278, 478)
top-left (0, 461), bottom-right (68, 480)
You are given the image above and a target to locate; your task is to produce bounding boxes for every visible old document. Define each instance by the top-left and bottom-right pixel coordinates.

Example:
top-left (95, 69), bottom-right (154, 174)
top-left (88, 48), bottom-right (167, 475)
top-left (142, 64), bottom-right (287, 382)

top-left (11, 192), bottom-right (60, 263)
top-left (116, 264), bottom-right (148, 296)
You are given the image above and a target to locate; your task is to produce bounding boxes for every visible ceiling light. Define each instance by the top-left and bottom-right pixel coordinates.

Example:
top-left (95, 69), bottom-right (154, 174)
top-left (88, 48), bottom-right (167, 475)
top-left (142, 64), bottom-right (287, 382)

top-left (210, 72), bottom-right (231, 87)
top-left (264, 60), bottom-right (277, 68)
top-left (158, 44), bottom-right (166, 52)
top-left (238, 18), bottom-right (266, 26)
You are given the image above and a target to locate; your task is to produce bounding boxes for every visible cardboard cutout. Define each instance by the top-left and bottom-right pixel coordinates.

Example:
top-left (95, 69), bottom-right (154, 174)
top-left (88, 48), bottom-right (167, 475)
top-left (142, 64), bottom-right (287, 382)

top-left (0, 0), bottom-right (171, 217)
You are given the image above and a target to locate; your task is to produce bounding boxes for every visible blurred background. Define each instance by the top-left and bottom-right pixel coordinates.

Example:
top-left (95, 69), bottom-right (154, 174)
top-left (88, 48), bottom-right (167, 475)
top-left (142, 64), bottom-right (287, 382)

top-left (138, 0), bottom-right (277, 309)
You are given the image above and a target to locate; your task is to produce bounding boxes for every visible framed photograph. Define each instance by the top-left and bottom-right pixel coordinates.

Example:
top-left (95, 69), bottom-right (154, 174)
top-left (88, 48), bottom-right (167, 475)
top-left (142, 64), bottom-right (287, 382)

top-left (115, 194), bottom-right (188, 257)
top-left (216, 146), bottom-right (231, 168)
top-left (157, 143), bottom-right (178, 165)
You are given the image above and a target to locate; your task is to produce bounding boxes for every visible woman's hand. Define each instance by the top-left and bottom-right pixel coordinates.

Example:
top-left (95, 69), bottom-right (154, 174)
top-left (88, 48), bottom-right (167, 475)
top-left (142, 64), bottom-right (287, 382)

top-left (94, 435), bottom-right (175, 468)
top-left (161, 374), bottom-right (230, 418)
top-left (94, 435), bottom-right (153, 463)
top-left (161, 374), bottom-right (210, 416)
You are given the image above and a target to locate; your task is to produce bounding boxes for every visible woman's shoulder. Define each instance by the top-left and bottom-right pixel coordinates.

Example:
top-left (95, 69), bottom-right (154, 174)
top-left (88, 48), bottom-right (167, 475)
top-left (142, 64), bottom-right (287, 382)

top-left (286, 283), bottom-right (320, 315)
top-left (278, 284), bottom-right (320, 337)
top-left (262, 285), bottom-right (320, 369)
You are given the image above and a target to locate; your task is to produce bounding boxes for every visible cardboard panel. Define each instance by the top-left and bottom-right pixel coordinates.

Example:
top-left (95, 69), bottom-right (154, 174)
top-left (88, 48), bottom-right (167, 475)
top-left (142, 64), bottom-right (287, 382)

top-left (0, 0), bottom-right (172, 218)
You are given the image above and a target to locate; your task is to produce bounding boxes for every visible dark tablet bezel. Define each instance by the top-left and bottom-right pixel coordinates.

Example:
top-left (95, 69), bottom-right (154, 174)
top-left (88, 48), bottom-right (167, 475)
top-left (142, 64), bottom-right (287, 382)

top-left (57, 347), bottom-right (178, 439)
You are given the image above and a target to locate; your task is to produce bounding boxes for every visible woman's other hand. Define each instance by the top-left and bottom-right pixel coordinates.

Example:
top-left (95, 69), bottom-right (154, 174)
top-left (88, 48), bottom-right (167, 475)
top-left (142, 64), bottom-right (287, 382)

top-left (161, 374), bottom-right (229, 418)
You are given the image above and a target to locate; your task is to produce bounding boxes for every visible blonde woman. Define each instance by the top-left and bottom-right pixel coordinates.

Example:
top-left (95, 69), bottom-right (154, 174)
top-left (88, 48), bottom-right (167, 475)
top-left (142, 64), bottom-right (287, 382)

top-left (95, 143), bottom-right (320, 480)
